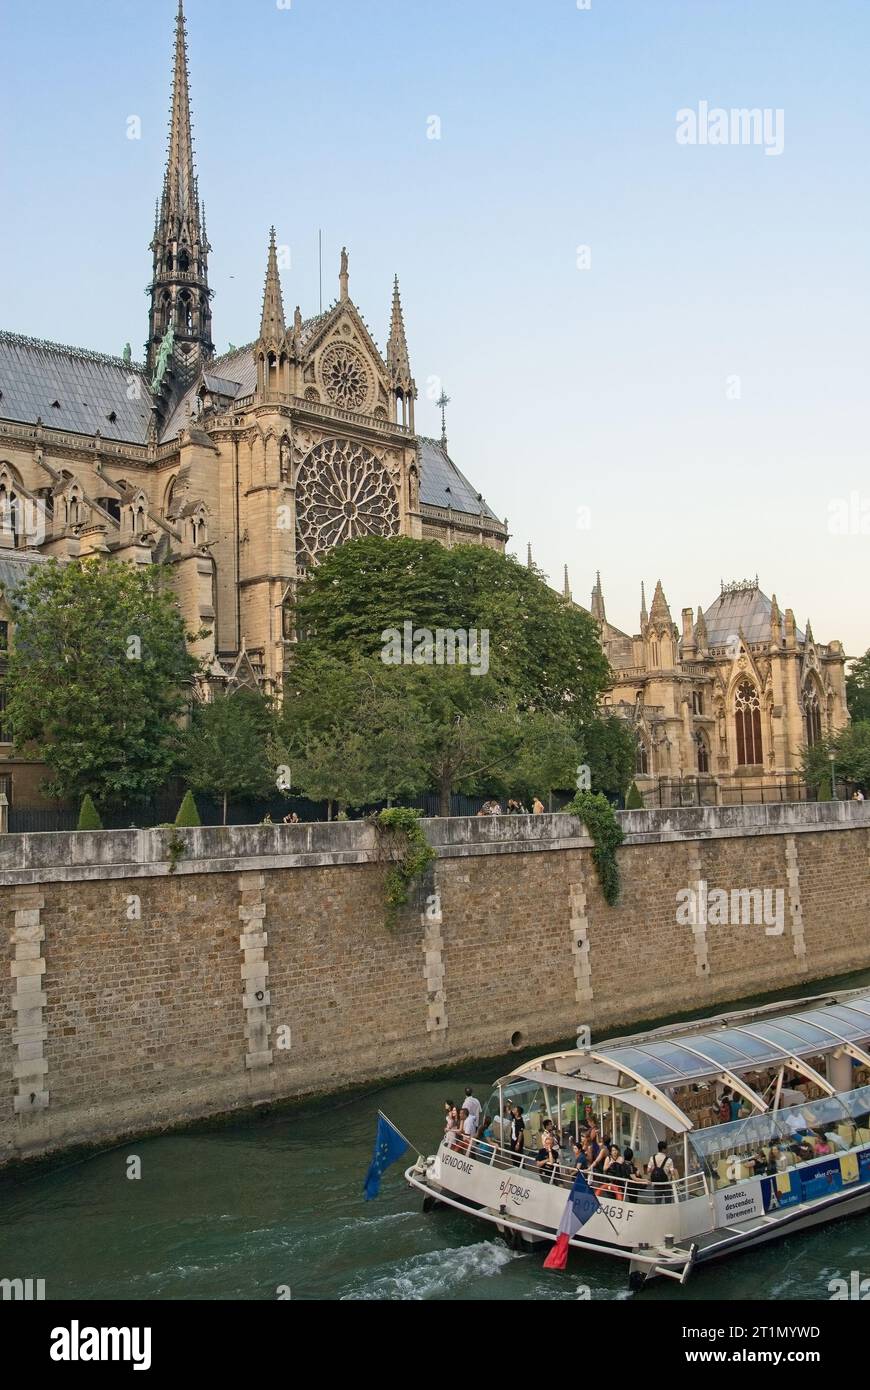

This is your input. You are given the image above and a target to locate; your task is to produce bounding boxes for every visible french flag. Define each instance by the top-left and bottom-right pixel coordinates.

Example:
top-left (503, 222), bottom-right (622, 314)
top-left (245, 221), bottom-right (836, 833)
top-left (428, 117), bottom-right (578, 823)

top-left (543, 1171), bottom-right (601, 1271)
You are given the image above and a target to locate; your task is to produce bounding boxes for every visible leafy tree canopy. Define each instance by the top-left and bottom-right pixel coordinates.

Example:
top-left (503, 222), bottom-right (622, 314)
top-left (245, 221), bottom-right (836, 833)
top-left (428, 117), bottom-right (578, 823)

top-left (846, 652), bottom-right (870, 724)
top-left (184, 689), bottom-right (279, 823)
top-left (7, 559), bottom-right (200, 805)
top-left (292, 536), bottom-right (609, 724)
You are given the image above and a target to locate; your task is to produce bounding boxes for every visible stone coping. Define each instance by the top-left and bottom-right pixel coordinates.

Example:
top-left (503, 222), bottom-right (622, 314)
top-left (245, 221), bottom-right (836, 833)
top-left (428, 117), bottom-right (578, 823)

top-left (0, 801), bottom-right (865, 886)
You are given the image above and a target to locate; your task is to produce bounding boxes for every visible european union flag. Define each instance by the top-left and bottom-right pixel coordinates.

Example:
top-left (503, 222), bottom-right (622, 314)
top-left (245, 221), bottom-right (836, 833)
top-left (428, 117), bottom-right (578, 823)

top-left (363, 1112), bottom-right (410, 1201)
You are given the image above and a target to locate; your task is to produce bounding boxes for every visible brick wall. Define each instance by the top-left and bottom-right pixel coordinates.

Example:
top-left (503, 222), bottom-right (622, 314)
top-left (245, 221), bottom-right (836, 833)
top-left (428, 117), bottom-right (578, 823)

top-left (1, 804), bottom-right (869, 1163)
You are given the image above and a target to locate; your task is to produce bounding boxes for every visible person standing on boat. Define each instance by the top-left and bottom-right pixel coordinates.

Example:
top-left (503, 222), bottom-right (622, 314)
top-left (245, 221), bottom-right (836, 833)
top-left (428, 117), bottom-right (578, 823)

top-left (647, 1141), bottom-right (676, 1202)
top-left (510, 1104), bottom-right (526, 1154)
top-left (463, 1087), bottom-right (482, 1131)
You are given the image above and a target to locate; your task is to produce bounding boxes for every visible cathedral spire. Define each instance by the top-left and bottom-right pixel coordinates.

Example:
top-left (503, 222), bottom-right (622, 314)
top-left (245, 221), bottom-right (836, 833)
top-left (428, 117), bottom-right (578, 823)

top-left (590, 571), bottom-right (606, 622)
top-left (163, 0), bottom-right (198, 246)
top-left (640, 580), bottom-right (648, 629)
top-left (387, 275), bottom-right (416, 429)
top-left (649, 579), bottom-right (672, 625)
top-left (146, 0), bottom-right (213, 382)
top-left (387, 277), bottom-right (412, 381)
top-left (259, 227), bottom-right (286, 343)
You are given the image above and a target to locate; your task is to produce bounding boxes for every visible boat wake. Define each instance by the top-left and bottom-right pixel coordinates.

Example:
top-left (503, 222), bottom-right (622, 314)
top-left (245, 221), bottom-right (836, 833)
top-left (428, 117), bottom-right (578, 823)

top-left (341, 1239), bottom-right (522, 1300)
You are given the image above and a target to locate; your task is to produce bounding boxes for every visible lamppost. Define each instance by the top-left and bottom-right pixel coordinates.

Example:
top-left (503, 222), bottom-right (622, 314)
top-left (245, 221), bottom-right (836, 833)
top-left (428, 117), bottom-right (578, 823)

top-left (828, 749), bottom-right (837, 800)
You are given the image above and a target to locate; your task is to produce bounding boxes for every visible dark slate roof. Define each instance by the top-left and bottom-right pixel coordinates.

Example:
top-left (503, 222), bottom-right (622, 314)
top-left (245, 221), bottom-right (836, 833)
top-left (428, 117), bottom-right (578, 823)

top-left (0, 332), bottom-right (153, 443)
top-left (160, 342), bottom-right (257, 441)
top-left (0, 549), bottom-right (52, 597)
top-left (702, 585), bottom-right (805, 647)
top-left (418, 436), bottom-right (500, 522)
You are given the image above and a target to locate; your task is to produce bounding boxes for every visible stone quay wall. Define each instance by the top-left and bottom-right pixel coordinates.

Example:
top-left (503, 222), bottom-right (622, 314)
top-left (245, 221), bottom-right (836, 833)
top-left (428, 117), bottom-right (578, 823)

top-left (1, 801), bottom-right (869, 1164)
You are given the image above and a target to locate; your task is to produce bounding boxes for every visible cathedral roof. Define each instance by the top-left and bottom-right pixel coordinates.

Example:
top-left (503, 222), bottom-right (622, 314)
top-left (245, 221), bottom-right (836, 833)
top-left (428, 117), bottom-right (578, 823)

top-left (417, 437), bottom-right (500, 522)
top-left (0, 331), bottom-right (153, 444)
top-left (702, 582), bottom-right (805, 647)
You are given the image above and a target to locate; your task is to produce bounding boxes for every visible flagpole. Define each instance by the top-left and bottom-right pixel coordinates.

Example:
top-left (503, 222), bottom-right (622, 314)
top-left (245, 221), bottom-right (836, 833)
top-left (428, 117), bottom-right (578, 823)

top-left (378, 1109), bottom-right (421, 1156)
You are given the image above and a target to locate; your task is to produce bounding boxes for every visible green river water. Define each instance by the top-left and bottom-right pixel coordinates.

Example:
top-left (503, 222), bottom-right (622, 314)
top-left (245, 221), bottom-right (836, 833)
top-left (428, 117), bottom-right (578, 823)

top-left (2, 970), bottom-right (869, 1303)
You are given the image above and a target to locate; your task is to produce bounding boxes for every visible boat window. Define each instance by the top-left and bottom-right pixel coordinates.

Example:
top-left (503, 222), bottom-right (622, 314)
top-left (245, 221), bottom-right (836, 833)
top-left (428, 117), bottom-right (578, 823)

top-left (799, 1009), bottom-right (870, 1042)
top-left (679, 1036), bottom-right (753, 1067)
top-left (639, 1042), bottom-right (711, 1077)
top-left (823, 1005), bottom-right (870, 1040)
top-left (688, 1088), bottom-right (858, 1187)
top-left (748, 1022), bottom-right (829, 1054)
top-left (715, 1029), bottom-right (782, 1062)
top-left (596, 1046), bottom-right (683, 1084)
top-left (768, 1019), bottom-right (839, 1048)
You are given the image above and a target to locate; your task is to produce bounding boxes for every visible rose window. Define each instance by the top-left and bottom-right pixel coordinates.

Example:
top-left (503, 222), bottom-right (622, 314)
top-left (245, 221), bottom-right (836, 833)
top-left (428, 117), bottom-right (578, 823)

top-left (320, 342), bottom-right (369, 410)
top-left (295, 438), bottom-right (399, 563)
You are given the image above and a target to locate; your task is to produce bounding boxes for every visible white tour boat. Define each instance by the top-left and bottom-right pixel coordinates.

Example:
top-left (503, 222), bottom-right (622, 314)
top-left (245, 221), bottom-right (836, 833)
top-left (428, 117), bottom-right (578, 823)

top-left (405, 987), bottom-right (870, 1286)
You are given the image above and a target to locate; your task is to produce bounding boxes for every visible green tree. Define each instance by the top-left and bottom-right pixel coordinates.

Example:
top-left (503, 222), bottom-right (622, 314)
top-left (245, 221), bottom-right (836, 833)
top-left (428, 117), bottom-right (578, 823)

top-left (577, 715), bottom-right (637, 800)
top-left (175, 790), bottom-right (201, 826)
top-left (293, 536), bottom-right (609, 722)
top-left (832, 721), bottom-right (870, 790)
top-left (846, 652), bottom-right (870, 723)
top-left (77, 793), bottom-right (102, 830)
top-left (184, 690), bottom-right (277, 824)
top-left (7, 559), bottom-right (200, 806)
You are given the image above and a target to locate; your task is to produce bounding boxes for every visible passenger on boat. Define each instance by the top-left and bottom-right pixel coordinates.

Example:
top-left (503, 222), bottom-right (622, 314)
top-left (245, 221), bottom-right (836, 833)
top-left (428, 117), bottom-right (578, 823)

top-left (812, 1132), bottom-right (833, 1156)
top-left (510, 1105), bottom-right (526, 1154)
top-left (792, 1138), bottom-right (814, 1163)
top-left (647, 1142), bottom-right (676, 1202)
top-left (541, 1119), bottom-right (561, 1155)
top-left (477, 1118), bottom-right (496, 1159)
top-left (535, 1133), bottom-right (559, 1178)
top-left (463, 1087), bottom-right (482, 1128)
top-left (444, 1101), bottom-right (460, 1138)
top-left (622, 1147), bottom-right (646, 1202)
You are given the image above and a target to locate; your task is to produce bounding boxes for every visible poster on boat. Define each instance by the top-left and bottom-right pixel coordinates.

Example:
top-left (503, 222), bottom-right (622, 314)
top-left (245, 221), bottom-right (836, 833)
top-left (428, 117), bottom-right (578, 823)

top-left (714, 1180), bottom-right (765, 1225)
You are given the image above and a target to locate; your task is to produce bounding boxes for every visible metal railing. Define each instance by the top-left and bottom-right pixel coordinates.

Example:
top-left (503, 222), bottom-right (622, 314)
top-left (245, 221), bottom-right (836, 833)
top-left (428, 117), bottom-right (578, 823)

top-left (441, 1134), bottom-right (707, 1203)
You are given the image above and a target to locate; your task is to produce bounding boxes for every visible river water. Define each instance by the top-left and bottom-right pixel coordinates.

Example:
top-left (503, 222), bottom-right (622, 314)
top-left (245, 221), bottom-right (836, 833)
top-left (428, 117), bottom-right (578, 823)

top-left (2, 970), bottom-right (869, 1303)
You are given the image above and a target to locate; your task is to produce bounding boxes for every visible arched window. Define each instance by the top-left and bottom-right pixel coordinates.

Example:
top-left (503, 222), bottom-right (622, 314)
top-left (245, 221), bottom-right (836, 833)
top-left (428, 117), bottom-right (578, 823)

top-left (804, 688), bottom-right (822, 747)
top-left (697, 733), bottom-right (710, 773)
top-left (636, 739), bottom-right (649, 776)
top-left (734, 680), bottom-right (763, 765)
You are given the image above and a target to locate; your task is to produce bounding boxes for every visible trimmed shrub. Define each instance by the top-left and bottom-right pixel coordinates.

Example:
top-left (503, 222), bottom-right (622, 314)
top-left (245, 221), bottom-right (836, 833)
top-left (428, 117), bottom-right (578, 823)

top-left (77, 794), bottom-right (103, 830)
top-left (175, 790), bottom-right (202, 826)
top-left (625, 781), bottom-right (644, 810)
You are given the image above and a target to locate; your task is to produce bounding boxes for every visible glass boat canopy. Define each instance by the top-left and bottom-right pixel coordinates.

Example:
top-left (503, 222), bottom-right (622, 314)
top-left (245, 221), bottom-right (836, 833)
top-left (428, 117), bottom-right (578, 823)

top-left (503, 991), bottom-right (870, 1128)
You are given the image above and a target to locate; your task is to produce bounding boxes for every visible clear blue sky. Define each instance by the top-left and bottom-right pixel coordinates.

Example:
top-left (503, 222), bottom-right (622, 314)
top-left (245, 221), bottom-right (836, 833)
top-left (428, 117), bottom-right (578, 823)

top-left (1, 0), bottom-right (868, 656)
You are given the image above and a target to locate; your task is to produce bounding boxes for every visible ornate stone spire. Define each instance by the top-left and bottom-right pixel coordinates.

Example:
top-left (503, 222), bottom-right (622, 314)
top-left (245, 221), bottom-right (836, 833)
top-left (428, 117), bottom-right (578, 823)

top-left (769, 593), bottom-right (781, 645)
top-left (590, 571), bottom-right (606, 622)
top-left (259, 228), bottom-right (286, 344)
top-left (695, 605), bottom-right (708, 651)
top-left (640, 580), bottom-right (648, 629)
top-left (387, 276), bottom-right (412, 381)
top-left (339, 246), bottom-right (349, 302)
top-left (649, 579), bottom-right (672, 625)
top-left (146, 0), bottom-right (213, 382)
top-left (805, 617), bottom-right (814, 645)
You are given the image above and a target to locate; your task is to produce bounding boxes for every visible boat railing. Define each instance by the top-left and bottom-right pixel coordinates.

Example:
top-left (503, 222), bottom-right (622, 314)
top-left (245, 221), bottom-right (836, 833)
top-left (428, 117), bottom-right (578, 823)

top-left (441, 1133), bottom-right (707, 1203)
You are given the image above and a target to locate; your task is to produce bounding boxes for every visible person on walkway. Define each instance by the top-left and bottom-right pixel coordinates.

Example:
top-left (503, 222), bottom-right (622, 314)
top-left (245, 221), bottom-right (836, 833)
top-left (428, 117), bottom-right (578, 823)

top-left (532, 796), bottom-right (545, 814)
top-left (647, 1141), bottom-right (676, 1202)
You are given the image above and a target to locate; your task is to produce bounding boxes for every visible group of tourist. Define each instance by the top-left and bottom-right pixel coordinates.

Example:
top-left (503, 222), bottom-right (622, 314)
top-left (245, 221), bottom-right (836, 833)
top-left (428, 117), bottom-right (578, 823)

top-left (443, 1093), bottom-right (678, 1202)
top-left (477, 797), bottom-right (545, 816)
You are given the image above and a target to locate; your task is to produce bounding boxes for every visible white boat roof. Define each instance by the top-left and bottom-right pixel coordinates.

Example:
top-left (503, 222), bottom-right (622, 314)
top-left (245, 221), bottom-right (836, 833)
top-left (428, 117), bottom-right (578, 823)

top-left (588, 993), bottom-right (870, 1087)
top-left (503, 989), bottom-right (870, 1128)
